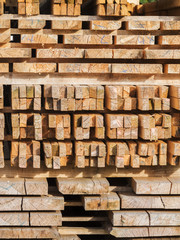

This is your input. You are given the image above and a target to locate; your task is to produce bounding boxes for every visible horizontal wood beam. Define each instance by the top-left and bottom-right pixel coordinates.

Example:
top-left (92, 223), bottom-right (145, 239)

top-left (0, 161), bottom-right (179, 178)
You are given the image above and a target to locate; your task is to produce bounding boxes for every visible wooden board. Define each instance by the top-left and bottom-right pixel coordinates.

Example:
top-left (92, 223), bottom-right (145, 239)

top-left (56, 178), bottom-right (109, 195)
top-left (23, 196), bottom-right (64, 211)
top-left (132, 177), bottom-right (171, 195)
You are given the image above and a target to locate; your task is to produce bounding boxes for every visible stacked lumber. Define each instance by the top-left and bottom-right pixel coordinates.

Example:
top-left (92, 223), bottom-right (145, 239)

top-left (106, 85), bottom-right (137, 111)
top-left (44, 85), bottom-right (104, 111)
top-left (141, 0), bottom-right (180, 16)
top-left (42, 114), bottom-right (71, 140)
top-left (172, 113), bottom-right (180, 138)
top-left (107, 140), bottom-right (167, 168)
top-left (96, 0), bottom-right (137, 16)
top-left (75, 141), bottom-right (106, 168)
top-left (0, 178), bottom-right (66, 239)
top-left (52, 0), bottom-right (82, 16)
top-left (1, 176), bottom-right (180, 238)
top-left (11, 141), bottom-right (40, 168)
top-left (170, 86), bottom-right (180, 110)
top-left (11, 113), bottom-right (42, 140)
top-left (109, 177), bottom-right (180, 238)
top-left (137, 86), bottom-right (170, 111)
top-left (43, 141), bottom-right (73, 168)
top-left (139, 114), bottom-right (171, 141)
top-left (18, 0), bottom-right (39, 15)
top-left (74, 114), bottom-right (105, 140)
top-left (168, 140), bottom-right (180, 166)
top-left (11, 85), bottom-right (41, 110)
top-left (106, 114), bottom-right (138, 139)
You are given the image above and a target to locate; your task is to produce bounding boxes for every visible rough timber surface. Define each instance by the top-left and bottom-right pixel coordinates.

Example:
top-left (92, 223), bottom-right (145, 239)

top-left (0, 161), bottom-right (180, 178)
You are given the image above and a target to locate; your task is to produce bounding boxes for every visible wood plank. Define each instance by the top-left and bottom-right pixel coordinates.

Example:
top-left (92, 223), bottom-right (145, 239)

top-left (14, 63), bottom-right (56, 73)
top-left (115, 35), bottom-right (155, 45)
top-left (165, 64), bottom-right (180, 74)
top-left (109, 210), bottom-right (149, 226)
top-left (126, 21), bottom-right (160, 30)
top-left (23, 196), bottom-right (64, 211)
top-left (37, 48), bottom-right (84, 58)
top-left (58, 63), bottom-right (110, 73)
top-left (144, 49), bottom-right (180, 59)
top-left (148, 210), bottom-right (180, 226)
top-left (159, 36), bottom-right (180, 45)
top-left (21, 34), bottom-right (57, 44)
top-left (161, 21), bottom-right (180, 30)
top-left (149, 226), bottom-right (180, 237)
top-left (56, 178), bottom-right (109, 195)
top-left (168, 177), bottom-right (180, 194)
top-left (0, 48), bottom-right (31, 58)
top-left (18, 19), bottom-right (46, 29)
top-left (25, 178), bottom-right (48, 195)
top-left (63, 35), bottom-right (112, 45)
top-left (30, 212), bottom-right (62, 226)
top-left (90, 20), bottom-right (122, 30)
top-left (132, 177), bottom-right (171, 195)
top-left (161, 196), bottom-right (180, 209)
top-left (112, 64), bottom-right (162, 74)
top-left (0, 212), bottom-right (29, 226)
top-left (0, 197), bottom-right (22, 211)
top-left (52, 20), bottom-right (82, 29)
top-left (0, 227), bottom-right (60, 238)
top-left (110, 227), bottom-right (149, 238)
top-left (83, 193), bottom-right (120, 210)
top-left (0, 178), bottom-right (25, 195)
top-left (120, 193), bottom-right (164, 209)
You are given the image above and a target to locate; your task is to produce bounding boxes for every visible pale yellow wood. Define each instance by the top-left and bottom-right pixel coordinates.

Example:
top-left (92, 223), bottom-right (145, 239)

top-left (132, 177), bottom-right (171, 195)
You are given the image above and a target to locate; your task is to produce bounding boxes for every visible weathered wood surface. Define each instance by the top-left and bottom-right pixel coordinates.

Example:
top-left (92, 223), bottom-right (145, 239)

top-left (119, 193), bottom-right (164, 209)
top-left (149, 211), bottom-right (180, 226)
top-left (110, 227), bottom-right (149, 238)
top-left (0, 227), bottom-right (60, 238)
top-left (0, 178), bottom-right (25, 195)
top-left (83, 193), bottom-right (120, 210)
top-left (109, 210), bottom-right (149, 226)
top-left (0, 197), bottom-right (22, 211)
top-left (56, 178), bottom-right (109, 195)
top-left (14, 63), bottom-right (56, 73)
top-left (30, 212), bottom-right (62, 226)
top-left (0, 212), bottom-right (29, 226)
top-left (23, 196), bottom-right (64, 211)
top-left (25, 178), bottom-right (48, 195)
top-left (112, 64), bottom-right (162, 74)
top-left (132, 177), bottom-right (171, 195)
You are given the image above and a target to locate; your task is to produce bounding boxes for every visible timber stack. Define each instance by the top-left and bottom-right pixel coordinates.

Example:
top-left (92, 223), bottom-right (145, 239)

top-left (0, 0), bottom-right (179, 239)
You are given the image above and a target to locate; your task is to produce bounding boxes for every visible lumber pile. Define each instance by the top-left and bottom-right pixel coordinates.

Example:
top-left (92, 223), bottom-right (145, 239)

top-left (107, 140), bottom-right (167, 168)
top-left (44, 85), bottom-right (104, 111)
top-left (140, 0), bottom-right (180, 16)
top-left (170, 86), bottom-right (180, 110)
top-left (96, 0), bottom-right (137, 16)
top-left (139, 114), bottom-right (171, 141)
top-left (52, 0), bottom-right (82, 16)
top-left (106, 114), bottom-right (138, 139)
top-left (75, 141), bottom-right (106, 168)
top-left (168, 140), bottom-right (180, 166)
top-left (18, 0), bottom-right (40, 15)
top-left (11, 141), bottom-right (40, 168)
top-left (11, 85), bottom-right (41, 110)
top-left (42, 114), bottom-right (71, 140)
top-left (11, 113), bottom-right (42, 140)
top-left (74, 114), bottom-right (105, 140)
top-left (0, 11), bottom-right (179, 239)
top-left (43, 141), bottom-right (73, 168)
